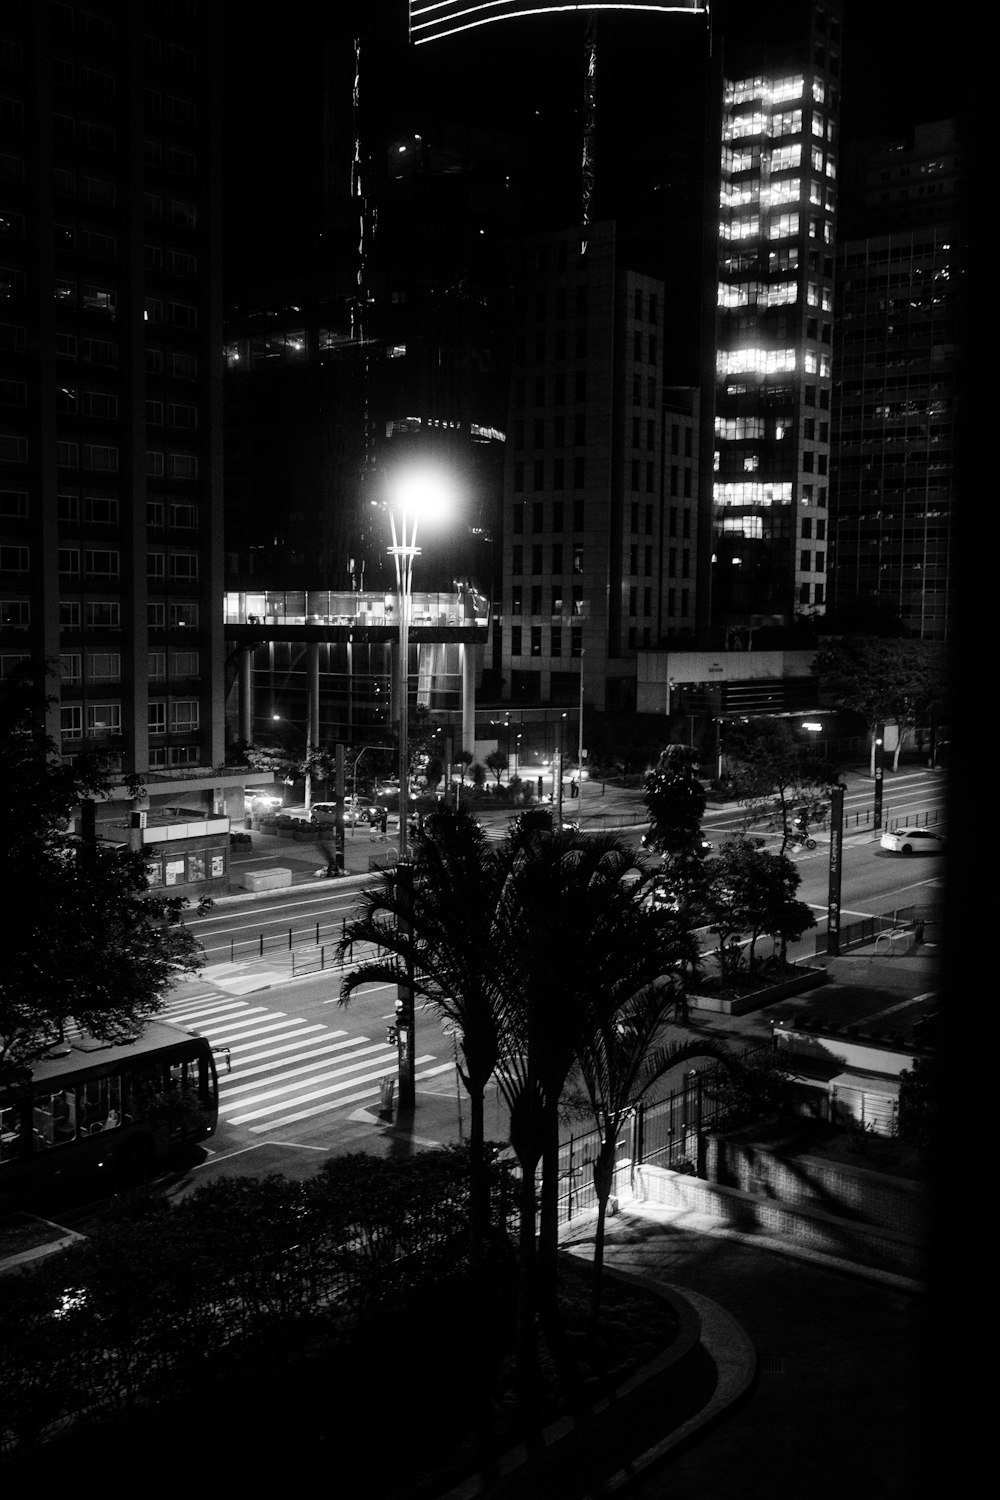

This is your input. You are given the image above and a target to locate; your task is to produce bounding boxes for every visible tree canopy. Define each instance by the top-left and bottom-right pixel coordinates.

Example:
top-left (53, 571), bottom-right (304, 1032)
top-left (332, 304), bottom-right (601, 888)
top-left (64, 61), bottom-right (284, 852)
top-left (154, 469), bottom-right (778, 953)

top-left (721, 717), bottom-right (839, 850)
top-left (0, 671), bottom-right (202, 1085)
top-left (814, 636), bottom-right (947, 770)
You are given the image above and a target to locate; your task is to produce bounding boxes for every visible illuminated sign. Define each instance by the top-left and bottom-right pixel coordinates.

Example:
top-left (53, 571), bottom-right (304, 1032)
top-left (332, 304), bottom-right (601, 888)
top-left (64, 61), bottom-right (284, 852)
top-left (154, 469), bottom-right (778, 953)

top-left (410, 2), bottom-right (707, 46)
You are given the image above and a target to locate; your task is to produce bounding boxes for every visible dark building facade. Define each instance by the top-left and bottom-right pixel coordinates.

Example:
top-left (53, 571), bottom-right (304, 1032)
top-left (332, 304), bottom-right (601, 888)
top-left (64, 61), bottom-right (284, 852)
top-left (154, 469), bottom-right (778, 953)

top-left (1, 0), bottom-right (229, 781)
top-left (831, 119), bottom-right (963, 640)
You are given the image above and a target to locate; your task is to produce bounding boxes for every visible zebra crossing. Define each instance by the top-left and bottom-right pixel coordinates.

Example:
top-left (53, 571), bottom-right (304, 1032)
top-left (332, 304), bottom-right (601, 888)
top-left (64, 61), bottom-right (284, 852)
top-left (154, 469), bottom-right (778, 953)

top-left (160, 989), bottom-right (453, 1134)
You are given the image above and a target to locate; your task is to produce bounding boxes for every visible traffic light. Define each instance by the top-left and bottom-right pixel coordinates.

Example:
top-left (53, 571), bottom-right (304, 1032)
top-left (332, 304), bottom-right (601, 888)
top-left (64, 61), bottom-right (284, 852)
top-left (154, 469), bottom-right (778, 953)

top-left (386, 1025), bottom-right (398, 1047)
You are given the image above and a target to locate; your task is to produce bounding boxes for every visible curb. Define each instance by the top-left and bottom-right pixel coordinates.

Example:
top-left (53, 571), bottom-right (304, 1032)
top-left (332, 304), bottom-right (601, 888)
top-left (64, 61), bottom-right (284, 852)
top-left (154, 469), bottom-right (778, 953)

top-left (436, 1268), bottom-right (737, 1500)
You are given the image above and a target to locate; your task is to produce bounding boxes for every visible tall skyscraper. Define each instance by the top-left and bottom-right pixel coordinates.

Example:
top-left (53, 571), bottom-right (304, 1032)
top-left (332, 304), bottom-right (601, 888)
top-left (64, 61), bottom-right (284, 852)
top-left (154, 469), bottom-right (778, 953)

top-left (831, 119), bottom-right (963, 640)
top-left (0, 1), bottom-right (243, 821)
top-left (713, 0), bottom-right (842, 637)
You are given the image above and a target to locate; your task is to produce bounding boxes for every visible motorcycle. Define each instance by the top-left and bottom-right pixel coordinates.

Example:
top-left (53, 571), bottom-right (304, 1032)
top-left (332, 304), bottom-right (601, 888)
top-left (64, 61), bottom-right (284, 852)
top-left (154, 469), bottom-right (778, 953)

top-left (788, 828), bottom-right (817, 850)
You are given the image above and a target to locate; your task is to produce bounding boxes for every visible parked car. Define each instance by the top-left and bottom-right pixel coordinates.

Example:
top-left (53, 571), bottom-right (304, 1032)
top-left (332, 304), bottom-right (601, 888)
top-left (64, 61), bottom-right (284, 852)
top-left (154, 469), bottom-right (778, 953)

top-left (309, 802), bottom-right (339, 824)
top-left (246, 790), bottom-right (282, 811)
top-left (879, 827), bottom-right (946, 855)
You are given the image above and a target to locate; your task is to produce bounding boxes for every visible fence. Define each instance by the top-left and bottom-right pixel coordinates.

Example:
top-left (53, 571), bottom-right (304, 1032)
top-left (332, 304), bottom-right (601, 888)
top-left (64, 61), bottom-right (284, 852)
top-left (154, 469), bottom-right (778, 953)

top-left (812, 903), bottom-right (944, 955)
top-left (535, 1039), bottom-right (773, 1228)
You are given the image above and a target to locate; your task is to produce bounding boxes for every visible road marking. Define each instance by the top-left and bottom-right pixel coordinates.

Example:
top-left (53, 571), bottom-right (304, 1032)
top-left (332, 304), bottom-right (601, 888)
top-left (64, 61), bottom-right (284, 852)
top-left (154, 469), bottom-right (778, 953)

top-left (220, 1036), bottom-right (363, 1084)
top-left (165, 997), bottom-right (257, 1023)
top-left (219, 1043), bottom-right (391, 1103)
top-left (247, 1061), bottom-right (454, 1131)
top-left (226, 1055), bottom-right (423, 1124)
top-left (160, 992), bottom-right (446, 1128)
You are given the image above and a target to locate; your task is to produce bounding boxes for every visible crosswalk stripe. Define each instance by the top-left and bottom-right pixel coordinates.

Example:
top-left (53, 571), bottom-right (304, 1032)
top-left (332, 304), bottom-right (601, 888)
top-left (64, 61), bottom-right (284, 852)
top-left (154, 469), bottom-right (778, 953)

top-left (213, 1025), bottom-right (331, 1059)
top-left (226, 1055), bottom-right (434, 1125)
top-left (220, 1040), bottom-right (379, 1095)
top-left (247, 1061), bottom-right (454, 1132)
top-left (217, 1035), bottom-right (360, 1085)
top-left (162, 985), bottom-right (447, 1128)
top-left (221, 1045), bottom-right (400, 1118)
top-left (199, 1017), bottom-right (306, 1045)
top-left (164, 999), bottom-right (260, 1024)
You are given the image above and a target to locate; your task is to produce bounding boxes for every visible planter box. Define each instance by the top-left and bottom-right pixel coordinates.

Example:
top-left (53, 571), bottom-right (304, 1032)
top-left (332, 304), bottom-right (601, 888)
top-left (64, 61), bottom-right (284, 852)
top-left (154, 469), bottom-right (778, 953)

top-left (690, 963), bottom-right (827, 1016)
top-left (242, 867), bottom-right (293, 892)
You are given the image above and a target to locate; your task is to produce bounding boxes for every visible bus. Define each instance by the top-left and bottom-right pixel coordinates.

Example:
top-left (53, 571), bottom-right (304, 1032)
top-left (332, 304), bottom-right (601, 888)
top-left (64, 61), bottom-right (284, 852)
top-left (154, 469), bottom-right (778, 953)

top-left (0, 1020), bottom-right (219, 1207)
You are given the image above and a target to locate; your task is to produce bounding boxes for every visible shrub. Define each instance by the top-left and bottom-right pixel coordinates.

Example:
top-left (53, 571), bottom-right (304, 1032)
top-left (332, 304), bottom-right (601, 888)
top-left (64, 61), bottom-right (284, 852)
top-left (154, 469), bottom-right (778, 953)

top-left (708, 1049), bottom-right (793, 1131)
top-left (896, 1053), bottom-right (938, 1150)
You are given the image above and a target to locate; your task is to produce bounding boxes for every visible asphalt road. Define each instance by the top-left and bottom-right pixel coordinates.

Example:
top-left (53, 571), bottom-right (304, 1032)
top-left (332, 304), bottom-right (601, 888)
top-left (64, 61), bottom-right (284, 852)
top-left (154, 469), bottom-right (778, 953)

top-left (139, 767), bottom-right (942, 1203)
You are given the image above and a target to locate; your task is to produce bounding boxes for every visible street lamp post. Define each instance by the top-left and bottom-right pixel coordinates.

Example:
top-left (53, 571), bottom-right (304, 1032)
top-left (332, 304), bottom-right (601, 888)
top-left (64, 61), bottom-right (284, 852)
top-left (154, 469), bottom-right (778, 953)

top-left (272, 713), bottom-right (311, 813)
top-left (873, 731), bottom-right (885, 833)
top-left (385, 469), bottom-right (451, 1114)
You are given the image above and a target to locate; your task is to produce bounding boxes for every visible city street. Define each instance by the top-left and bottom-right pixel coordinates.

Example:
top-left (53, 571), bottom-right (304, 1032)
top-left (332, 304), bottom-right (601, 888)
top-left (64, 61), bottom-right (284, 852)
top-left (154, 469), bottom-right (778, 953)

top-left (160, 765), bottom-right (947, 1196)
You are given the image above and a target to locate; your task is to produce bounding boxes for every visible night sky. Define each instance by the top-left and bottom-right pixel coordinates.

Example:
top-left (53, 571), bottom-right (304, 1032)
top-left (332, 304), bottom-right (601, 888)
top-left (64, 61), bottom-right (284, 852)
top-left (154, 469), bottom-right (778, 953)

top-left (221, 1), bottom-right (966, 144)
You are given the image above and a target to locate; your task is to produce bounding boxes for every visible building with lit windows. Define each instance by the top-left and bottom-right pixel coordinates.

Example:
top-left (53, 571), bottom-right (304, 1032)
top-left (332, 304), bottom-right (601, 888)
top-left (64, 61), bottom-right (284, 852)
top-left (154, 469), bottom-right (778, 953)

top-left (501, 223), bottom-right (704, 713)
top-left (0, 1), bottom-right (248, 870)
top-left (713, 1), bottom-right (842, 635)
top-left (831, 119), bottom-right (963, 640)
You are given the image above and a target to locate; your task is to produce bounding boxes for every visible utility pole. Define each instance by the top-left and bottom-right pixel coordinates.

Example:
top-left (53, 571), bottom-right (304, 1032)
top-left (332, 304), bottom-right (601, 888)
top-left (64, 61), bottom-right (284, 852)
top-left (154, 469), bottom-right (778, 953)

top-left (333, 743), bottom-right (345, 874)
top-left (395, 858), bottom-right (416, 1111)
top-left (826, 782), bottom-right (846, 956)
top-left (443, 732), bottom-right (453, 808)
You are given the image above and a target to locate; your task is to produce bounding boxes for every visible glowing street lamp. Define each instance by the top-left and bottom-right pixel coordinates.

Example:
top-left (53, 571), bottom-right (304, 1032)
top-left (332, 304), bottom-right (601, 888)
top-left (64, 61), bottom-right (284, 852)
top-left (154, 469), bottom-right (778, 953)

top-left (272, 712), bottom-right (311, 813)
top-left (386, 467), bottom-right (451, 861)
top-left (384, 466), bottom-right (452, 1113)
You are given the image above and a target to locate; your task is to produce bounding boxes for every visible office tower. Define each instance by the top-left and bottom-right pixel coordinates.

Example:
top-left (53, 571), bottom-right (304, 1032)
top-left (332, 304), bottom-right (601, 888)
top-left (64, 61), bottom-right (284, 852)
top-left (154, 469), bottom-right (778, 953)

top-left (502, 222), bottom-right (702, 714)
top-left (1, 0), bottom-right (228, 785)
top-left (223, 11), bottom-right (510, 605)
top-left (411, 8), bottom-right (716, 714)
top-left (713, 0), bottom-right (842, 637)
top-left (831, 119), bottom-right (963, 640)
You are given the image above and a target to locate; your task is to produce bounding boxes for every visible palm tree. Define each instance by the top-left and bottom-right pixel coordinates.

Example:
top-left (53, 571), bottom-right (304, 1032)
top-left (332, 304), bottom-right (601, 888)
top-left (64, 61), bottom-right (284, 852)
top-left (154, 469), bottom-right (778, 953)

top-left (574, 997), bottom-right (728, 1325)
top-left (336, 809), bottom-right (506, 1271)
top-left (492, 819), bottom-right (698, 1325)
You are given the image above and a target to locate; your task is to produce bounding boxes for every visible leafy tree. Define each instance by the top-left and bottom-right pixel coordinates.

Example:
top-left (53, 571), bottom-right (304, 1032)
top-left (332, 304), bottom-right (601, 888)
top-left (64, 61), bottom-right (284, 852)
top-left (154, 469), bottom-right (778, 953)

top-left (642, 744), bottom-right (706, 857)
top-left (470, 761), bottom-right (487, 792)
top-left (422, 755), bottom-right (443, 792)
top-left (722, 718), bottom-right (838, 851)
top-left (706, 1048), bottom-right (793, 1131)
top-left (896, 1053), bottom-right (938, 1150)
top-left (814, 636), bottom-right (945, 773)
top-left (484, 748), bottom-right (508, 786)
top-left (641, 744), bottom-right (711, 935)
top-left (702, 836), bottom-right (815, 984)
top-left (455, 748), bottom-right (475, 784)
top-left (0, 671), bottom-right (203, 1085)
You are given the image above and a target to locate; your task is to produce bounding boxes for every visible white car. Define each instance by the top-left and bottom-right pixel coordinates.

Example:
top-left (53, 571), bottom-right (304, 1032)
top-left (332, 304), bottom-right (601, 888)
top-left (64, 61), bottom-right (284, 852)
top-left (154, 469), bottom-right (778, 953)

top-left (246, 790), bottom-right (282, 811)
top-left (879, 827), bottom-right (946, 855)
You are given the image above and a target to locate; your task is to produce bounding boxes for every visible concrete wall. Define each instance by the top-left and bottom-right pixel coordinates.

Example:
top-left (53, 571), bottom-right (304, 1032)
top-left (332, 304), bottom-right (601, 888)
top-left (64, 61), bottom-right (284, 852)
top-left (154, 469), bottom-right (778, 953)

top-left (704, 1134), bottom-right (927, 1240)
top-left (631, 1164), bottom-right (924, 1279)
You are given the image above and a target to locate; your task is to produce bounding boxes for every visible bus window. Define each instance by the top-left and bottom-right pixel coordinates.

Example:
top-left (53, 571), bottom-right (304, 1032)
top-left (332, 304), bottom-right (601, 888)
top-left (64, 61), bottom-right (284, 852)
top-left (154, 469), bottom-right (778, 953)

top-left (33, 1088), bottom-right (77, 1149)
top-left (1, 1102), bottom-right (26, 1163)
top-left (125, 1062), bottom-right (160, 1124)
top-left (78, 1075), bottom-right (122, 1135)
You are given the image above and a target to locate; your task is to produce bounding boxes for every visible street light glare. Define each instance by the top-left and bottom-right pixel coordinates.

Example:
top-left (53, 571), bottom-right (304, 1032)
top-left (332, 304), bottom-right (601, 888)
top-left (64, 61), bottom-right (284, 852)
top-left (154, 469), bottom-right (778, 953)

top-left (388, 466), bottom-right (454, 525)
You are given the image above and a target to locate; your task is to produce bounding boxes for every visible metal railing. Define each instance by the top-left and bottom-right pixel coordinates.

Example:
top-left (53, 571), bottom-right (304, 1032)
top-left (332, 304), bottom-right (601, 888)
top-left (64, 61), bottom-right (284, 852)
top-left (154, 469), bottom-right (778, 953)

top-left (813, 903), bottom-right (944, 955)
top-left (535, 1039), bottom-right (773, 1227)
